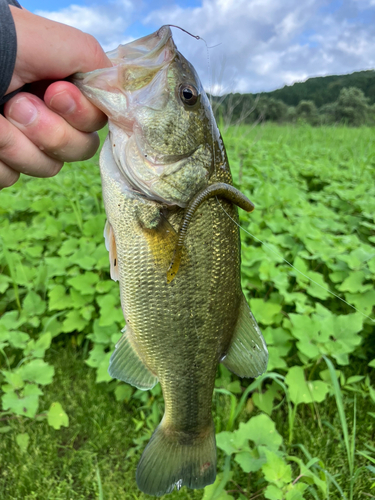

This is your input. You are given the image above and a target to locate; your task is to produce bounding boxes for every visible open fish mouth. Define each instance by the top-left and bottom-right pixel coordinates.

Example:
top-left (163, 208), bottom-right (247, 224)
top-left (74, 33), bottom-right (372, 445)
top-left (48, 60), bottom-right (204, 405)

top-left (72, 26), bottom-right (177, 123)
top-left (105, 25), bottom-right (175, 69)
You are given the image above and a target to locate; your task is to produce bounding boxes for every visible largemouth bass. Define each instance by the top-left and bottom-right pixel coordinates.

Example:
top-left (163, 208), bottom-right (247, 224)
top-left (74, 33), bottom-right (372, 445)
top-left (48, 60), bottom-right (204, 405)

top-left (74, 26), bottom-right (268, 496)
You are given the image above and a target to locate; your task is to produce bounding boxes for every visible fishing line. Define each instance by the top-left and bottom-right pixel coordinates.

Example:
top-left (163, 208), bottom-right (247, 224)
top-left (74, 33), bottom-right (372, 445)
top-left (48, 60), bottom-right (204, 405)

top-left (215, 197), bottom-right (375, 323)
top-left (167, 25), bottom-right (220, 179)
top-left (166, 25), bottom-right (202, 41)
top-left (170, 24), bottom-right (374, 323)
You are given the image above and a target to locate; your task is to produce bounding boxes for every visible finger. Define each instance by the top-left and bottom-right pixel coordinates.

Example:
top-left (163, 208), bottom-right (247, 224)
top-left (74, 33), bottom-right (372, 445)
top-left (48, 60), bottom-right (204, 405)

top-left (9, 7), bottom-right (111, 94)
top-left (0, 113), bottom-right (63, 177)
top-left (0, 160), bottom-right (20, 189)
top-left (45, 81), bottom-right (107, 133)
top-left (4, 93), bottom-right (100, 163)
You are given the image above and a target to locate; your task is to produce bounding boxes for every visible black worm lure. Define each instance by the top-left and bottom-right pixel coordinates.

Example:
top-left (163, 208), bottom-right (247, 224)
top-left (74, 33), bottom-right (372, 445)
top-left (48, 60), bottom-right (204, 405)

top-left (167, 183), bottom-right (255, 283)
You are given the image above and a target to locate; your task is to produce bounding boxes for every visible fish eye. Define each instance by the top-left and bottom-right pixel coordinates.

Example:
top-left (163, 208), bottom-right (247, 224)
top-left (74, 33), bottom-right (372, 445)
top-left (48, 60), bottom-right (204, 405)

top-left (179, 84), bottom-right (199, 106)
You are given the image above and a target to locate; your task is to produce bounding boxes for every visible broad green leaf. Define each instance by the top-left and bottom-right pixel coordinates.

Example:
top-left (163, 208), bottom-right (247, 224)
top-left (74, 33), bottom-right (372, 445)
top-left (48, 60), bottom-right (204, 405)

top-left (234, 450), bottom-right (265, 473)
top-left (23, 332), bottom-right (52, 358)
top-left (58, 238), bottom-right (79, 256)
top-left (226, 380), bottom-right (242, 394)
top-left (48, 285), bottom-right (73, 311)
top-left (249, 299), bottom-right (282, 325)
top-left (62, 310), bottom-right (88, 333)
top-left (262, 327), bottom-right (292, 370)
top-left (16, 433), bottom-right (30, 453)
top-left (96, 352), bottom-right (112, 383)
top-left (285, 483), bottom-right (308, 500)
top-left (253, 383), bottom-right (280, 416)
top-left (0, 426), bottom-right (12, 433)
top-left (115, 384), bottom-right (133, 402)
top-left (337, 247), bottom-right (375, 270)
top-left (47, 402), bottom-right (69, 429)
top-left (346, 375), bottom-right (365, 384)
top-left (96, 280), bottom-right (115, 294)
top-left (2, 384), bottom-right (42, 418)
top-left (7, 330), bottom-right (30, 349)
top-left (80, 305), bottom-right (95, 321)
top-left (240, 414), bottom-right (283, 450)
top-left (266, 346), bottom-right (289, 371)
top-left (216, 430), bottom-right (248, 456)
top-left (1, 370), bottom-right (24, 390)
top-left (262, 448), bottom-right (292, 487)
top-left (293, 257), bottom-right (330, 300)
top-left (0, 274), bottom-right (11, 293)
top-left (69, 288), bottom-right (92, 309)
top-left (45, 257), bottom-right (71, 277)
top-left (344, 290), bottom-right (375, 316)
top-left (67, 272), bottom-right (99, 295)
top-left (285, 366), bottom-right (329, 405)
top-left (28, 250), bottom-right (47, 265)
top-left (338, 271), bottom-right (371, 293)
top-left (202, 471), bottom-right (234, 500)
top-left (86, 344), bottom-right (108, 369)
top-left (30, 197), bottom-right (54, 212)
top-left (264, 485), bottom-right (283, 500)
top-left (19, 359), bottom-right (54, 385)
top-left (82, 214), bottom-right (106, 240)
top-left (87, 320), bottom-right (118, 345)
top-left (97, 294), bottom-right (123, 326)
top-left (0, 311), bottom-right (24, 330)
top-left (69, 247), bottom-right (96, 270)
top-left (22, 291), bottom-right (46, 316)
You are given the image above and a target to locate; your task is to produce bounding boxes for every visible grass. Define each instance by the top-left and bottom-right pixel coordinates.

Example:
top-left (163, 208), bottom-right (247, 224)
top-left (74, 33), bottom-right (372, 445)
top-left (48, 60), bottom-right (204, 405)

top-left (0, 346), bottom-right (204, 500)
top-left (0, 346), bottom-right (373, 499)
top-left (1, 123), bottom-right (374, 499)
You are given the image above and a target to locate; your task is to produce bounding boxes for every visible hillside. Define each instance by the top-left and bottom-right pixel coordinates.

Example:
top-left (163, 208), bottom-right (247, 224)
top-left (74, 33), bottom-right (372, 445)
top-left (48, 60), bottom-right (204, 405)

top-left (265, 70), bottom-right (375, 107)
top-left (213, 70), bottom-right (375, 108)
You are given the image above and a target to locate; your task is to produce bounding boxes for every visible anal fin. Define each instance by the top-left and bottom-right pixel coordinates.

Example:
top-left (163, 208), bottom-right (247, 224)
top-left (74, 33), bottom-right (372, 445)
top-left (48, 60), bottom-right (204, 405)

top-left (104, 220), bottom-right (119, 282)
top-left (222, 295), bottom-right (268, 378)
top-left (109, 326), bottom-right (158, 390)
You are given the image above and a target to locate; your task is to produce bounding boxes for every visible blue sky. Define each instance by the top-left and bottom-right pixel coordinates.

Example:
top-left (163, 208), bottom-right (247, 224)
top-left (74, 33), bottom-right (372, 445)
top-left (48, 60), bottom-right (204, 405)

top-left (22, 0), bottom-right (375, 94)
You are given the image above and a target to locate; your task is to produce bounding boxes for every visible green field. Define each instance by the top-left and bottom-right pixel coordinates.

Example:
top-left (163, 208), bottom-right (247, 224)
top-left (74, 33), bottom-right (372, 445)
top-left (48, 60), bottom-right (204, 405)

top-left (0, 125), bottom-right (374, 499)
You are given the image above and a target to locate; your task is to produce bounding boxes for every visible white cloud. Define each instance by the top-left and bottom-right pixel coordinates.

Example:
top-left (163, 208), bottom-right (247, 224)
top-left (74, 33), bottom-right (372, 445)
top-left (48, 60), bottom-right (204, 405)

top-left (33, 0), bottom-right (375, 94)
top-left (35, 0), bottom-right (134, 47)
top-left (143, 0), bottom-right (375, 93)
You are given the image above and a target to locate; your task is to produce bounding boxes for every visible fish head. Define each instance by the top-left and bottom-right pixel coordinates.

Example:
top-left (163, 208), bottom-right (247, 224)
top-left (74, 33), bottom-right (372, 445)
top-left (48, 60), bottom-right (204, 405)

top-left (73, 26), bottom-right (221, 206)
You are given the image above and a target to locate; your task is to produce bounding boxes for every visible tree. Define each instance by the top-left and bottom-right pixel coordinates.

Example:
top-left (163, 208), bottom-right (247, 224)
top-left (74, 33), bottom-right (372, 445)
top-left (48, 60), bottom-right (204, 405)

top-left (319, 103), bottom-right (336, 125)
top-left (334, 87), bottom-right (370, 126)
top-left (296, 100), bottom-right (319, 125)
top-left (254, 97), bottom-right (287, 123)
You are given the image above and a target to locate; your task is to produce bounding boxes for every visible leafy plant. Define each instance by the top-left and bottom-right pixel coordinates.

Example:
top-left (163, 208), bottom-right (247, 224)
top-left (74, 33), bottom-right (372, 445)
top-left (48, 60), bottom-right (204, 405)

top-left (0, 125), bottom-right (374, 497)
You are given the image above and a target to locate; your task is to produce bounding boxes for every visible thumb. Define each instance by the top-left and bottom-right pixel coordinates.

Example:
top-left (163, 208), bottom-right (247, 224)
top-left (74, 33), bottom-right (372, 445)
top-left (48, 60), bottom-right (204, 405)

top-left (8, 6), bottom-right (112, 94)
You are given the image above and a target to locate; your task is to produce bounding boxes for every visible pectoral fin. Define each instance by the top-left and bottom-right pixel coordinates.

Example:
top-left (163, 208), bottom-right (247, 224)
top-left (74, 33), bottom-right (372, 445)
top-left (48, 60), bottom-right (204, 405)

top-left (222, 296), bottom-right (268, 378)
top-left (109, 326), bottom-right (158, 390)
top-left (104, 220), bottom-right (119, 282)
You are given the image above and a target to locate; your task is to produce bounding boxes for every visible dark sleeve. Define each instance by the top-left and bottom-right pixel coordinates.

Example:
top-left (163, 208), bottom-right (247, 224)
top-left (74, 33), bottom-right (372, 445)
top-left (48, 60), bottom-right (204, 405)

top-left (0, 0), bottom-right (22, 106)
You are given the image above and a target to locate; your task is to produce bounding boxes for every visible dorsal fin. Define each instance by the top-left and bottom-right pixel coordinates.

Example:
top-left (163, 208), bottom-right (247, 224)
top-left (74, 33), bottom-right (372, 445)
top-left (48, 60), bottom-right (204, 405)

top-left (104, 220), bottom-right (119, 282)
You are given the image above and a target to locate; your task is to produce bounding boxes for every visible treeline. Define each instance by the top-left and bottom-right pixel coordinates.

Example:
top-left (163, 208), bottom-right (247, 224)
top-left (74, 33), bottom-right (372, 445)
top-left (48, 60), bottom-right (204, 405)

top-left (262, 70), bottom-right (375, 107)
top-left (211, 70), bottom-right (375, 127)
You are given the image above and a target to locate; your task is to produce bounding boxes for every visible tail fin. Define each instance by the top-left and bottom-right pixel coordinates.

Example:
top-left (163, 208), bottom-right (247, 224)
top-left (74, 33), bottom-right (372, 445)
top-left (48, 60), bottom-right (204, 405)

top-left (136, 420), bottom-right (217, 496)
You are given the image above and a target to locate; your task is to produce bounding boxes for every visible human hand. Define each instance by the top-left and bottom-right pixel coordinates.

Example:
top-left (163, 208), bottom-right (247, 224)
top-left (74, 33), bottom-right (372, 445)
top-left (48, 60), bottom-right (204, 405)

top-left (0, 7), bottom-right (112, 189)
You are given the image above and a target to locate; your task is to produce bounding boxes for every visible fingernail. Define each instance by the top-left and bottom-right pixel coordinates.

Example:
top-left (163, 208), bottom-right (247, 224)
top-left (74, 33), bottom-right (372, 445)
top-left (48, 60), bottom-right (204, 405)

top-left (49, 91), bottom-right (76, 115)
top-left (8, 97), bottom-right (38, 126)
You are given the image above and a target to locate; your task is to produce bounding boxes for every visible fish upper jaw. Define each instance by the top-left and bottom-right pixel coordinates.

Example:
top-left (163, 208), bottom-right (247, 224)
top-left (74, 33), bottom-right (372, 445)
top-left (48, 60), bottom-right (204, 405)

top-left (72, 26), bottom-right (176, 125)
